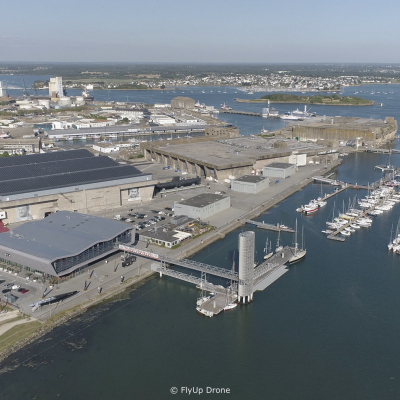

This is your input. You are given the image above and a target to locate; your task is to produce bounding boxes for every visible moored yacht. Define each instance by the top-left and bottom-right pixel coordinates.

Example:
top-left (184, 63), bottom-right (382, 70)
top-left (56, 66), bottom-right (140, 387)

top-left (289, 220), bottom-right (306, 264)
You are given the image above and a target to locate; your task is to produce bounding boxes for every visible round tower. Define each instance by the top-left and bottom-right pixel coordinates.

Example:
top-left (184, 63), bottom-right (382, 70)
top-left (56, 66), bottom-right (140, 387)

top-left (238, 231), bottom-right (255, 303)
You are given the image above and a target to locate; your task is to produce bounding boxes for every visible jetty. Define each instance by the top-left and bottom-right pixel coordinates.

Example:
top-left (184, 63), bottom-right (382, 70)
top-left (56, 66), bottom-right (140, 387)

top-left (243, 219), bottom-right (294, 233)
top-left (218, 109), bottom-right (262, 117)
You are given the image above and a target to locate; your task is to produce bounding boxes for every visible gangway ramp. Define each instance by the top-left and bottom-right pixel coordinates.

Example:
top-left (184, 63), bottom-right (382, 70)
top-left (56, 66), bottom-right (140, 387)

top-left (151, 264), bottom-right (234, 296)
top-left (158, 255), bottom-right (238, 281)
top-left (312, 176), bottom-right (343, 185)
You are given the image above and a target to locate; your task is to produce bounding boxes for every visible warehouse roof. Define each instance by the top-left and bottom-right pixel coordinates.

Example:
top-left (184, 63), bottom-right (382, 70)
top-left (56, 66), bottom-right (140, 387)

top-left (0, 211), bottom-right (131, 262)
top-left (234, 175), bottom-right (268, 183)
top-left (0, 149), bottom-right (148, 196)
top-left (0, 148), bottom-right (92, 168)
top-left (264, 162), bottom-right (295, 169)
top-left (176, 193), bottom-right (228, 208)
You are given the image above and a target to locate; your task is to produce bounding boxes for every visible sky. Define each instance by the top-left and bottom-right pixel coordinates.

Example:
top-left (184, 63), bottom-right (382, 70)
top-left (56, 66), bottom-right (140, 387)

top-left (1, 0), bottom-right (400, 63)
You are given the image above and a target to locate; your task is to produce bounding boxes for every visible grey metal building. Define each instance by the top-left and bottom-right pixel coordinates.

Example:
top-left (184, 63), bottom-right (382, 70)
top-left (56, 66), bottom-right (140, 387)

top-left (263, 162), bottom-right (296, 179)
top-left (0, 149), bottom-right (154, 224)
top-left (174, 193), bottom-right (230, 220)
top-left (0, 149), bottom-right (150, 202)
top-left (231, 175), bottom-right (269, 194)
top-left (0, 211), bottom-right (133, 277)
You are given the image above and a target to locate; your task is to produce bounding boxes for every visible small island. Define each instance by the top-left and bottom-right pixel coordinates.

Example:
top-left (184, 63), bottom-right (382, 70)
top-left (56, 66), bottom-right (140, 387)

top-left (235, 93), bottom-right (375, 106)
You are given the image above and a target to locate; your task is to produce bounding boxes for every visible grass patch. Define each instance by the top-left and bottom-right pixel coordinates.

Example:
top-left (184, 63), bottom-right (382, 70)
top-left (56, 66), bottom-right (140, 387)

top-left (0, 316), bottom-right (23, 328)
top-left (0, 321), bottom-right (42, 354)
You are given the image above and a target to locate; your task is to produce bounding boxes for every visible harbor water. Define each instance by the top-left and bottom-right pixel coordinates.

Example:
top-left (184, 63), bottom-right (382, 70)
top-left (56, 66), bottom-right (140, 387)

top-left (1, 81), bottom-right (400, 398)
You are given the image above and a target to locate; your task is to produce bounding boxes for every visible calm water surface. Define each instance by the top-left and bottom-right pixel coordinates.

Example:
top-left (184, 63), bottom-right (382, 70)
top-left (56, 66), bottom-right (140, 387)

top-left (1, 81), bottom-right (400, 399)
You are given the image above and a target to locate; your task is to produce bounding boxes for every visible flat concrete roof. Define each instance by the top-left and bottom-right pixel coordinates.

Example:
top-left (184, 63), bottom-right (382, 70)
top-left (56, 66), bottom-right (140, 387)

top-left (176, 193), bottom-right (228, 208)
top-left (293, 116), bottom-right (391, 130)
top-left (234, 175), bottom-right (268, 183)
top-left (149, 137), bottom-right (324, 169)
top-left (140, 230), bottom-right (178, 243)
top-left (264, 162), bottom-right (294, 169)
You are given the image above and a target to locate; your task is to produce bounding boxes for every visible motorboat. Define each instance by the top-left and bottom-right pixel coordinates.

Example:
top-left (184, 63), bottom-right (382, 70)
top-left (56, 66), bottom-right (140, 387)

top-left (196, 296), bottom-right (210, 306)
top-left (196, 307), bottom-right (213, 317)
top-left (350, 224), bottom-right (360, 229)
top-left (224, 303), bottom-right (238, 311)
top-left (302, 202), bottom-right (319, 215)
top-left (280, 111), bottom-right (299, 120)
top-left (341, 230), bottom-right (351, 236)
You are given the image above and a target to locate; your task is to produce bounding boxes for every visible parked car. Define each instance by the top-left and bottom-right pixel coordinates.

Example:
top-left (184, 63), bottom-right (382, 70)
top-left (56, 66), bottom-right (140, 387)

top-left (0, 280), bottom-right (5, 284)
top-left (2, 289), bottom-right (10, 293)
top-left (12, 285), bottom-right (21, 290)
top-left (20, 289), bottom-right (29, 294)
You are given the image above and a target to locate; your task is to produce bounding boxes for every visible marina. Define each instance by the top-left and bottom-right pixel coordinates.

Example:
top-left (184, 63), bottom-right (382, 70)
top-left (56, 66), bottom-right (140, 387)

top-left (324, 185), bottom-right (398, 240)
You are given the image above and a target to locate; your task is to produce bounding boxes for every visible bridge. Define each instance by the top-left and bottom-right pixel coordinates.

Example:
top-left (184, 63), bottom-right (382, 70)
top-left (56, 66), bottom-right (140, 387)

top-left (150, 264), bottom-right (234, 295)
top-left (159, 255), bottom-right (238, 281)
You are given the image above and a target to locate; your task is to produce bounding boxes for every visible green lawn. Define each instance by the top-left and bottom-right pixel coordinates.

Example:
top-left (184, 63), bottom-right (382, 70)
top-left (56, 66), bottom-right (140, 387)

top-left (0, 321), bottom-right (42, 354)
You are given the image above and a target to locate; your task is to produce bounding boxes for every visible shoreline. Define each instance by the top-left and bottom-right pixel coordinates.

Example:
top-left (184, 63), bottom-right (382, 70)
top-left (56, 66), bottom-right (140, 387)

top-left (0, 270), bottom-right (154, 365)
top-left (0, 159), bottom-right (343, 365)
top-left (234, 98), bottom-right (375, 106)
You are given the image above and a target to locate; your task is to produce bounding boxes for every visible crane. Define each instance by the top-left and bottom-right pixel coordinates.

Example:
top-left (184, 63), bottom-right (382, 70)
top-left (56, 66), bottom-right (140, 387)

top-left (21, 79), bottom-right (29, 97)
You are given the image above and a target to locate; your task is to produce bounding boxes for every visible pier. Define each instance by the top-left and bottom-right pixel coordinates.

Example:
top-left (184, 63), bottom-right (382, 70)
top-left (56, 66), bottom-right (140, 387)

top-left (243, 219), bottom-right (294, 233)
top-left (218, 109), bottom-right (262, 117)
top-left (149, 234), bottom-right (298, 317)
top-left (312, 176), bottom-right (344, 186)
top-left (366, 148), bottom-right (400, 154)
top-left (253, 246), bottom-right (295, 291)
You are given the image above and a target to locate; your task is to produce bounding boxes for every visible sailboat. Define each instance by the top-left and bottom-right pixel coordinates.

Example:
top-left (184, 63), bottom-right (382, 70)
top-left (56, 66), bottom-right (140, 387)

top-left (224, 253), bottom-right (238, 311)
top-left (289, 221), bottom-right (306, 263)
top-left (263, 238), bottom-right (273, 260)
top-left (275, 231), bottom-right (283, 253)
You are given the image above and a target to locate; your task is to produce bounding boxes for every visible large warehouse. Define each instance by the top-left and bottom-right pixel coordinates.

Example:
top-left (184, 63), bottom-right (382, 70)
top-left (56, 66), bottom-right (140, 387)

top-left (0, 149), bottom-right (154, 224)
top-left (142, 136), bottom-right (332, 180)
top-left (231, 175), bottom-right (269, 194)
top-left (263, 163), bottom-right (296, 179)
top-left (0, 211), bottom-right (133, 277)
top-left (174, 193), bottom-right (230, 220)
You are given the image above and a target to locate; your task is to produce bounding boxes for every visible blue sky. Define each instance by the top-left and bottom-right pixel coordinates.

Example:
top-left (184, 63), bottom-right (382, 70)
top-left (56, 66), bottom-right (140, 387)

top-left (1, 0), bottom-right (400, 62)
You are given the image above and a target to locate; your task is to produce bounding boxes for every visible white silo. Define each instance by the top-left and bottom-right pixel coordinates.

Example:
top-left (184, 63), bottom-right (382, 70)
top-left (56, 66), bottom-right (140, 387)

top-left (238, 231), bottom-right (255, 303)
top-left (58, 97), bottom-right (72, 107)
top-left (75, 96), bottom-right (85, 106)
top-left (38, 99), bottom-right (50, 109)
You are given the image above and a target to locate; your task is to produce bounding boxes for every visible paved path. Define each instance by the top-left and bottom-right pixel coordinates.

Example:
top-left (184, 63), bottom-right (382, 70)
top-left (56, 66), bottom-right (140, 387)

top-left (0, 311), bottom-right (20, 324)
top-left (0, 318), bottom-right (36, 336)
